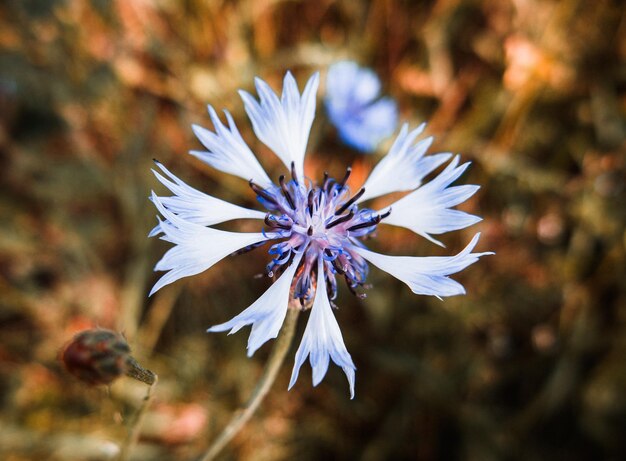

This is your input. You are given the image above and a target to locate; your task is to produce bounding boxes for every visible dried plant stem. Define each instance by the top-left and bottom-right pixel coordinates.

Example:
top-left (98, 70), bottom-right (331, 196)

top-left (117, 375), bottom-right (158, 461)
top-left (138, 285), bottom-right (182, 356)
top-left (199, 308), bottom-right (300, 461)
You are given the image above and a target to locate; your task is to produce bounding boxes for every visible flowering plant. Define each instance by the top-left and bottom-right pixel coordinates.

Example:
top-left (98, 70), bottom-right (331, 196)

top-left (150, 71), bottom-right (491, 398)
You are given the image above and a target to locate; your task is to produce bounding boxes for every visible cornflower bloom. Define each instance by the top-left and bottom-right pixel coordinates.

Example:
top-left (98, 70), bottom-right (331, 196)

top-left (149, 71), bottom-right (491, 398)
top-left (325, 61), bottom-right (398, 152)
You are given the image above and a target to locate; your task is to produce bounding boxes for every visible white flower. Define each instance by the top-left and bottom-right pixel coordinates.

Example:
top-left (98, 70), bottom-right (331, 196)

top-left (150, 71), bottom-right (492, 398)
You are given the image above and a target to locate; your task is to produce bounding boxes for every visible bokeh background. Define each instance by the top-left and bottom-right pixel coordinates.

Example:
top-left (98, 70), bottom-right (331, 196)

top-left (1, 0), bottom-right (625, 460)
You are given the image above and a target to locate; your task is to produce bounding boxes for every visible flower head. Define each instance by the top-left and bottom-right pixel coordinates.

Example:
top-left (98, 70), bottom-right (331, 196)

top-left (150, 71), bottom-right (491, 398)
top-left (325, 61), bottom-right (398, 152)
top-left (62, 329), bottom-right (156, 386)
top-left (62, 329), bottom-right (131, 385)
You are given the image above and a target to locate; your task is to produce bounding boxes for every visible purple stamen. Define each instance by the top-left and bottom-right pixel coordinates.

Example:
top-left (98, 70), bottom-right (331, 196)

top-left (243, 169), bottom-right (383, 303)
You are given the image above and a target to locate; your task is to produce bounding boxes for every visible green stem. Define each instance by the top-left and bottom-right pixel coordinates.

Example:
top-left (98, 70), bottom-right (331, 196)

top-left (198, 308), bottom-right (300, 461)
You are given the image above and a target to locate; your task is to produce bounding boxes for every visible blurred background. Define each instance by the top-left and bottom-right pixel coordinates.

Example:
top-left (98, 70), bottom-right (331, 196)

top-left (1, 0), bottom-right (625, 460)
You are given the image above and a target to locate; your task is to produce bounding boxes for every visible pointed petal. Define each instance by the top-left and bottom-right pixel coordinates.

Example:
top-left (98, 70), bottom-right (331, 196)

top-left (381, 156), bottom-right (482, 244)
top-left (357, 123), bottom-right (452, 203)
top-left (190, 107), bottom-right (272, 187)
top-left (207, 252), bottom-right (304, 356)
top-left (148, 221), bottom-right (163, 237)
top-left (240, 72), bottom-right (319, 179)
top-left (288, 258), bottom-right (356, 399)
top-left (353, 233), bottom-right (493, 298)
top-left (151, 161), bottom-right (266, 229)
top-left (149, 193), bottom-right (273, 296)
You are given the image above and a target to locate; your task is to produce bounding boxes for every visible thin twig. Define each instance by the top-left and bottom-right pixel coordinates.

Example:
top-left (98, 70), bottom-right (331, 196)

top-left (198, 307), bottom-right (300, 461)
top-left (138, 284), bottom-right (182, 356)
top-left (117, 374), bottom-right (158, 461)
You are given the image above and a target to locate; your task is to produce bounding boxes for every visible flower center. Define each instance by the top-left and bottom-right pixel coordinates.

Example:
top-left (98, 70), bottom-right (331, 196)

top-left (249, 163), bottom-right (391, 304)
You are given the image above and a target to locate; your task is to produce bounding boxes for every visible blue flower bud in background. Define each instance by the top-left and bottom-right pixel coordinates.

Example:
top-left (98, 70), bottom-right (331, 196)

top-left (325, 61), bottom-right (398, 153)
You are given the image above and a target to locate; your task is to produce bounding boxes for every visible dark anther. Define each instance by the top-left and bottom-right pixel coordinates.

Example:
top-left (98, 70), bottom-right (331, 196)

top-left (335, 188), bottom-right (365, 215)
top-left (322, 171), bottom-right (330, 190)
top-left (326, 210), bottom-right (355, 229)
top-left (347, 213), bottom-right (383, 232)
top-left (324, 249), bottom-right (345, 275)
top-left (331, 258), bottom-right (345, 275)
top-left (307, 190), bottom-right (315, 217)
top-left (338, 167), bottom-right (352, 188)
top-left (344, 277), bottom-right (358, 296)
top-left (264, 214), bottom-right (291, 230)
top-left (307, 226), bottom-right (313, 236)
top-left (290, 161), bottom-right (298, 184)
top-left (342, 275), bottom-right (366, 298)
top-left (278, 175), bottom-right (296, 209)
top-left (232, 241), bottom-right (266, 256)
top-left (249, 180), bottom-right (278, 205)
top-left (379, 208), bottom-right (392, 220)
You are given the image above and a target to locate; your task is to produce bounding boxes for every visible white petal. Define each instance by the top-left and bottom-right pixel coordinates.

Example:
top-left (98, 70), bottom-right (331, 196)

top-left (353, 233), bottom-right (493, 298)
top-left (151, 161), bottom-right (266, 233)
top-left (357, 123), bottom-right (452, 203)
top-left (149, 193), bottom-right (272, 296)
top-left (207, 252), bottom-right (303, 357)
top-left (381, 156), bottom-right (482, 246)
top-left (190, 107), bottom-right (272, 188)
top-left (288, 258), bottom-right (356, 399)
top-left (240, 72), bottom-right (319, 180)
top-left (148, 222), bottom-right (163, 238)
